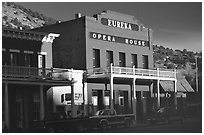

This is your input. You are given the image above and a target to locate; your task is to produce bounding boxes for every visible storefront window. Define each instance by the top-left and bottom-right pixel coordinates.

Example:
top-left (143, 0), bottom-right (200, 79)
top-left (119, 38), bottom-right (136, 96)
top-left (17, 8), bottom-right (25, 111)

top-left (104, 91), bottom-right (110, 106)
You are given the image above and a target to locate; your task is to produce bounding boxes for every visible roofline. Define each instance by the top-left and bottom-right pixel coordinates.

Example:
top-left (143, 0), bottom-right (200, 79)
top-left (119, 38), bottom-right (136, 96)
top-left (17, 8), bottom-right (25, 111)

top-left (3, 27), bottom-right (48, 36)
top-left (2, 27), bottom-right (60, 43)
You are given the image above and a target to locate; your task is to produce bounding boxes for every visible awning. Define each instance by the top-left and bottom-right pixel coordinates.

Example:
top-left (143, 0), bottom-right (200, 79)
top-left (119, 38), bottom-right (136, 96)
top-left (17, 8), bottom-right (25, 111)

top-left (159, 81), bottom-right (174, 92)
top-left (179, 79), bottom-right (194, 92)
top-left (160, 78), bottom-right (194, 93)
top-left (177, 80), bottom-right (187, 92)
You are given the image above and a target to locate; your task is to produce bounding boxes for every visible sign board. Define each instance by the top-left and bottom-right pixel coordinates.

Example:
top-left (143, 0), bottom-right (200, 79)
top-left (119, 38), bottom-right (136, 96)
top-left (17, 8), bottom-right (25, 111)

top-left (90, 32), bottom-right (149, 47)
top-left (101, 18), bottom-right (139, 31)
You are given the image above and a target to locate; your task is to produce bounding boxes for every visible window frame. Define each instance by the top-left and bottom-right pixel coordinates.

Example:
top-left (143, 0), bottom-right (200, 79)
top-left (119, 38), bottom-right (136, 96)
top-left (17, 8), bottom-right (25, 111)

top-left (119, 52), bottom-right (126, 67)
top-left (92, 49), bottom-right (100, 68)
top-left (106, 50), bottom-right (113, 67)
top-left (131, 54), bottom-right (138, 68)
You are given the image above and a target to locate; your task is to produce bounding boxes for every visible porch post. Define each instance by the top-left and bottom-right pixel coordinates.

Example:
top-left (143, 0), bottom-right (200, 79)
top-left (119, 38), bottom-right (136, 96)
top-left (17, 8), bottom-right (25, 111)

top-left (71, 83), bottom-right (76, 117)
top-left (149, 82), bottom-right (154, 98)
top-left (157, 79), bottom-right (160, 109)
top-left (40, 85), bottom-right (44, 120)
top-left (132, 77), bottom-right (137, 121)
top-left (109, 63), bottom-right (114, 110)
top-left (109, 76), bottom-right (114, 110)
top-left (4, 83), bottom-right (10, 131)
top-left (174, 80), bottom-right (178, 109)
top-left (104, 83), bottom-right (108, 108)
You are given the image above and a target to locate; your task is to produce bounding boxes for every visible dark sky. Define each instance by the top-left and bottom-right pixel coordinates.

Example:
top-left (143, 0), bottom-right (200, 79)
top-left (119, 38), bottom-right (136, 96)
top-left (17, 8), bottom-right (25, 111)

top-left (16, 2), bottom-right (202, 52)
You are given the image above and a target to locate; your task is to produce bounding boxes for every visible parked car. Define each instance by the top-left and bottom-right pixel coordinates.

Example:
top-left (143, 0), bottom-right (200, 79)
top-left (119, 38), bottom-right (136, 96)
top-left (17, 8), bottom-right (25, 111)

top-left (89, 109), bottom-right (135, 130)
top-left (146, 107), bottom-right (185, 125)
top-left (33, 109), bottom-right (135, 132)
top-left (32, 112), bottom-right (90, 132)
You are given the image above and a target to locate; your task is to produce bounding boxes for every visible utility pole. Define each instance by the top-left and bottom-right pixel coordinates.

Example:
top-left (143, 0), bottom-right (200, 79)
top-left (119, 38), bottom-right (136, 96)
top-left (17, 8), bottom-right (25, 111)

top-left (195, 56), bottom-right (199, 94)
top-left (195, 55), bottom-right (199, 115)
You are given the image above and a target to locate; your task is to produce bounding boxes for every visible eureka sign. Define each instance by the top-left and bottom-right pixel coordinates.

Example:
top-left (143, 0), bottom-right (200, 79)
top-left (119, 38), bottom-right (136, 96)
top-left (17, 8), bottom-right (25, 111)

top-left (101, 18), bottom-right (139, 31)
top-left (90, 32), bottom-right (149, 47)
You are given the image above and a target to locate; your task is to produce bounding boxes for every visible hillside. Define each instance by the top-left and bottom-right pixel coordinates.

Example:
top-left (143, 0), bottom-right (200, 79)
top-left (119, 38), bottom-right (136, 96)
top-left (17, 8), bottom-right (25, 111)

top-left (2, 2), bottom-right (56, 30)
top-left (153, 45), bottom-right (202, 96)
top-left (153, 45), bottom-right (202, 70)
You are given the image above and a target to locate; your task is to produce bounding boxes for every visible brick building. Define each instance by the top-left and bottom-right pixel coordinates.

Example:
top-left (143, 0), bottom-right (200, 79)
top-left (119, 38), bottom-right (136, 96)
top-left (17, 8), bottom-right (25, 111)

top-left (33, 10), bottom-right (194, 121)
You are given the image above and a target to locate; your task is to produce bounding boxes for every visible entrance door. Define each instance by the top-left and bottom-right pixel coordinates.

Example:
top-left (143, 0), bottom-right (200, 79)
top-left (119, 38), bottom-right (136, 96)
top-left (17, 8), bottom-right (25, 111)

top-left (97, 90), bottom-right (104, 110)
top-left (124, 91), bottom-right (129, 114)
top-left (136, 91), bottom-right (144, 121)
top-left (92, 90), bottom-right (104, 114)
top-left (118, 91), bottom-right (129, 114)
top-left (16, 92), bottom-right (24, 129)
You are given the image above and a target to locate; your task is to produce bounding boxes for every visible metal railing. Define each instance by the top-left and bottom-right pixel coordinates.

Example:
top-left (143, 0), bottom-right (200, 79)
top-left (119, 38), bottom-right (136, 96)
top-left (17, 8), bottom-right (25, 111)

top-left (2, 65), bottom-right (73, 81)
top-left (87, 65), bottom-right (176, 79)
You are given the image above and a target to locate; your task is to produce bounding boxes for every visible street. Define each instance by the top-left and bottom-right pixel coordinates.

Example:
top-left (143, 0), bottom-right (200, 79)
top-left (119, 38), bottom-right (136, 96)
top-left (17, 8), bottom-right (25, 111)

top-left (94, 117), bottom-right (202, 133)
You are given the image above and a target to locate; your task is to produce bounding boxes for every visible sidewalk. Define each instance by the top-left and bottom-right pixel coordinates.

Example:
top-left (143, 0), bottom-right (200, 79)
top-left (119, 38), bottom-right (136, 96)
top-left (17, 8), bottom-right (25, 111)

top-left (132, 120), bottom-right (148, 128)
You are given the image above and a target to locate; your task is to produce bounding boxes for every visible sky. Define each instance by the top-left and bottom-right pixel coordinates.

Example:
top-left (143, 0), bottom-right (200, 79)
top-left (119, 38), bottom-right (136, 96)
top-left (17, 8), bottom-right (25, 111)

top-left (16, 2), bottom-right (202, 52)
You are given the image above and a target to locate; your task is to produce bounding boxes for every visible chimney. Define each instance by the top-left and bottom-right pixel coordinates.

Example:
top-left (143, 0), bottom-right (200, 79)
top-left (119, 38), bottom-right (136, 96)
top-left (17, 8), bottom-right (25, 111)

top-left (75, 13), bottom-right (82, 19)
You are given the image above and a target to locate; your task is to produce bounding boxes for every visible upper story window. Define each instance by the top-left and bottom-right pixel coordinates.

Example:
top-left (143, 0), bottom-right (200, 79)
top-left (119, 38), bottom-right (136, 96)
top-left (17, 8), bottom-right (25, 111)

top-left (142, 55), bottom-right (149, 69)
top-left (131, 54), bottom-right (138, 68)
top-left (106, 50), bottom-right (113, 67)
top-left (93, 49), bottom-right (100, 68)
top-left (38, 54), bottom-right (46, 68)
top-left (2, 49), bottom-right (6, 65)
top-left (24, 53), bottom-right (33, 67)
top-left (10, 52), bottom-right (19, 66)
top-left (24, 51), bottom-right (34, 67)
top-left (119, 52), bottom-right (126, 67)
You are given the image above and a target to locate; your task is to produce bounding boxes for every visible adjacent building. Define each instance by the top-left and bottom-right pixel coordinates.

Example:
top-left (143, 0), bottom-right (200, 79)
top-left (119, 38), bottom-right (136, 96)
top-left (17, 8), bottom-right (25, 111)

top-left (2, 27), bottom-right (76, 132)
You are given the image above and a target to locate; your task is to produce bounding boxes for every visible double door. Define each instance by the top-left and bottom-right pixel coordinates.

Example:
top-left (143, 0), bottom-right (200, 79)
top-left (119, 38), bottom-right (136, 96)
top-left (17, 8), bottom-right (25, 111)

top-left (9, 85), bottom-right (41, 131)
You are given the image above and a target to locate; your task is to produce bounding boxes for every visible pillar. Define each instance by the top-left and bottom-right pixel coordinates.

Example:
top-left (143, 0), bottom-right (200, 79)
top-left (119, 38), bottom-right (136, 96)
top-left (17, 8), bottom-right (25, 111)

top-left (71, 83), bottom-right (76, 117)
top-left (174, 80), bottom-right (178, 109)
top-left (40, 85), bottom-right (44, 120)
top-left (157, 80), bottom-right (160, 109)
top-left (149, 82), bottom-right (154, 98)
top-left (109, 76), bottom-right (114, 110)
top-left (132, 78), bottom-right (137, 121)
top-left (148, 82), bottom-right (154, 113)
top-left (4, 83), bottom-right (10, 131)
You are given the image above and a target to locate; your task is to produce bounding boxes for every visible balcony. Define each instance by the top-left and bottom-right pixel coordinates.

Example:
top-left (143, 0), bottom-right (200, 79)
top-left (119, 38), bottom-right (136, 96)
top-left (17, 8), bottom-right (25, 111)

top-left (87, 65), bottom-right (177, 80)
top-left (2, 65), bottom-right (74, 81)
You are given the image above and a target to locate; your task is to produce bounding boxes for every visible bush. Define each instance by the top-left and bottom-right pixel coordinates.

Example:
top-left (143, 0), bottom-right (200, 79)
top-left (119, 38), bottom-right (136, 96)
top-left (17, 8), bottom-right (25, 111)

top-left (11, 18), bottom-right (22, 27)
top-left (3, 16), bottom-right (8, 21)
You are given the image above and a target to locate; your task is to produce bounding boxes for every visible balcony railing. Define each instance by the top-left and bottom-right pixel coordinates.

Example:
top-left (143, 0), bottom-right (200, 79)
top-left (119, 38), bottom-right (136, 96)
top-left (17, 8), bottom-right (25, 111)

top-left (2, 65), bottom-right (74, 81)
top-left (87, 65), bottom-right (177, 79)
